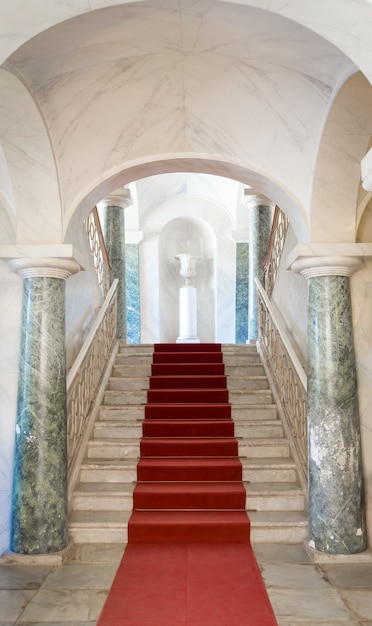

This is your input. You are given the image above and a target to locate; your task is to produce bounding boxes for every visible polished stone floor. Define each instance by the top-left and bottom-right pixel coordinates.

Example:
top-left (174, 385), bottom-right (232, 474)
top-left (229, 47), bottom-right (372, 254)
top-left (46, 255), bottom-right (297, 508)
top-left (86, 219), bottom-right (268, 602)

top-left (0, 542), bottom-right (371, 625)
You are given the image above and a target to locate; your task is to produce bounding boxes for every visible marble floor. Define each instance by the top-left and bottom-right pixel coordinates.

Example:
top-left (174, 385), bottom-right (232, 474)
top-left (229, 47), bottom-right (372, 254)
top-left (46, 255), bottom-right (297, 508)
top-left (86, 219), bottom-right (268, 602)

top-left (0, 542), bottom-right (371, 625)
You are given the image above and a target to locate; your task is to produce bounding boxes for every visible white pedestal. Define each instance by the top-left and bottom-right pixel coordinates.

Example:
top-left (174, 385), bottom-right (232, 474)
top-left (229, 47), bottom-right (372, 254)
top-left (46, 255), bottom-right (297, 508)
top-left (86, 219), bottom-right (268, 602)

top-left (176, 285), bottom-right (200, 343)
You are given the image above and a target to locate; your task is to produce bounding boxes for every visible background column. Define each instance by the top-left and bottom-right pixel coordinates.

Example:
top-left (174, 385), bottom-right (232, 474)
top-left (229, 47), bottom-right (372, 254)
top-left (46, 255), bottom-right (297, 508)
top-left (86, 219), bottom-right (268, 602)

top-left (293, 255), bottom-right (367, 554)
top-left (10, 257), bottom-right (80, 554)
top-left (244, 192), bottom-right (272, 342)
top-left (100, 188), bottom-right (132, 340)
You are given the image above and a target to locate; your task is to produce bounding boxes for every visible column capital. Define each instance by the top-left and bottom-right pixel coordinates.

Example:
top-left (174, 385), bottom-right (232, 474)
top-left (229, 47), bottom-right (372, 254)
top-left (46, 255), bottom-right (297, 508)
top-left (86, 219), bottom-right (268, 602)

top-left (287, 243), bottom-right (372, 279)
top-left (99, 187), bottom-right (132, 210)
top-left (0, 244), bottom-right (83, 279)
top-left (361, 147), bottom-right (372, 191)
top-left (242, 189), bottom-right (274, 209)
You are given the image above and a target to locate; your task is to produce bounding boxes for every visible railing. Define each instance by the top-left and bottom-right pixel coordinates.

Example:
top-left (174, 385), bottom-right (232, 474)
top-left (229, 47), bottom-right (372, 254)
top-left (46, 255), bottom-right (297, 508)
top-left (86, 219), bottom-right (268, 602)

top-left (66, 280), bottom-right (118, 477)
top-left (264, 206), bottom-right (289, 299)
top-left (256, 278), bottom-right (308, 485)
top-left (85, 206), bottom-right (110, 297)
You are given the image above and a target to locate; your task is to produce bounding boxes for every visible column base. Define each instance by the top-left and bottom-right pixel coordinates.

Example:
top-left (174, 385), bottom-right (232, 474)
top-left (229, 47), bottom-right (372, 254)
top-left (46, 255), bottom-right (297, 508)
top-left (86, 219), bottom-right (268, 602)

top-left (303, 540), bottom-right (372, 564)
top-left (176, 336), bottom-right (200, 343)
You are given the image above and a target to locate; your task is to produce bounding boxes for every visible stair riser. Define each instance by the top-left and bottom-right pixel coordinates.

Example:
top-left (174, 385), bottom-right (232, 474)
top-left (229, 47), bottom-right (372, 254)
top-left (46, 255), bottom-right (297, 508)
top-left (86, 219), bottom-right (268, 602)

top-left (104, 390), bottom-right (147, 405)
top-left (80, 468), bottom-right (137, 483)
top-left (242, 467), bottom-right (297, 482)
top-left (147, 390), bottom-right (229, 403)
top-left (232, 406), bottom-right (277, 420)
top-left (137, 467), bottom-right (242, 482)
top-left (70, 525), bottom-right (308, 544)
top-left (142, 421), bottom-right (234, 438)
top-left (227, 378), bottom-right (269, 391)
top-left (112, 366), bottom-right (151, 377)
top-left (108, 378), bottom-right (149, 391)
top-left (73, 495), bottom-right (134, 511)
top-left (128, 523), bottom-right (250, 543)
top-left (87, 444), bottom-right (139, 459)
top-left (99, 406), bottom-right (144, 420)
top-left (149, 376), bottom-right (227, 390)
top-left (152, 363), bottom-right (225, 376)
top-left (235, 424), bottom-right (283, 438)
top-left (239, 443), bottom-right (289, 458)
top-left (133, 493), bottom-right (246, 510)
top-left (247, 494), bottom-right (305, 511)
top-left (225, 366), bottom-right (264, 376)
top-left (230, 392), bottom-right (272, 405)
top-left (94, 424), bottom-right (142, 439)
top-left (145, 405), bottom-right (231, 420)
top-left (153, 352), bottom-right (223, 363)
top-left (224, 356), bottom-right (260, 365)
top-left (72, 493), bottom-right (304, 513)
top-left (140, 440), bottom-right (239, 457)
top-left (116, 355), bottom-right (153, 365)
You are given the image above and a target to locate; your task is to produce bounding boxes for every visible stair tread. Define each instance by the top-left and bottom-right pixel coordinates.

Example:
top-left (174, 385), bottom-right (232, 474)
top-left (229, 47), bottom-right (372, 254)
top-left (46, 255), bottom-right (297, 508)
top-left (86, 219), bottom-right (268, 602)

top-left (244, 481), bottom-right (304, 494)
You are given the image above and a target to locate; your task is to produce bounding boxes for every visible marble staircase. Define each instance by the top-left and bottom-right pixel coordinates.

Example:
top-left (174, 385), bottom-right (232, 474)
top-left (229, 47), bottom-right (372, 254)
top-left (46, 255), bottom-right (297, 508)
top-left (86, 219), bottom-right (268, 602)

top-left (69, 343), bottom-right (308, 544)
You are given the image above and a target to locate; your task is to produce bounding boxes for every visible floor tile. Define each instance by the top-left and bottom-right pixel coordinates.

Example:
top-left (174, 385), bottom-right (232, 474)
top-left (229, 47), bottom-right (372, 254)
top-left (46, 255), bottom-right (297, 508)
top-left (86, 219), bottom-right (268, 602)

top-left (340, 589), bottom-right (372, 620)
top-left (261, 563), bottom-right (330, 589)
top-left (68, 544), bottom-right (125, 564)
top-left (0, 565), bottom-right (53, 590)
top-left (267, 587), bottom-right (353, 621)
top-left (252, 543), bottom-right (310, 565)
top-left (0, 590), bottom-right (36, 621)
top-left (41, 564), bottom-right (118, 590)
top-left (17, 589), bottom-right (107, 622)
top-left (322, 563), bottom-right (372, 588)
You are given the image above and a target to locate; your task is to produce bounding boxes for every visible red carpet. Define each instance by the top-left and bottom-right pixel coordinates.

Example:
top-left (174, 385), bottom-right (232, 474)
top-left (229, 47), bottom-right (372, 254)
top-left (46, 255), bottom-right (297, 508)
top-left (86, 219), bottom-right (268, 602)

top-left (97, 343), bottom-right (278, 625)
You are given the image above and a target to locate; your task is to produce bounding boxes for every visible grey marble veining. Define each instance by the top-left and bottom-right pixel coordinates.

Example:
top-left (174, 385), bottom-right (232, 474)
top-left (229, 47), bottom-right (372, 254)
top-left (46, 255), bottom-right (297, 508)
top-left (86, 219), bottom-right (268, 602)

top-left (101, 206), bottom-right (126, 340)
top-left (248, 204), bottom-right (271, 341)
top-left (307, 275), bottom-right (367, 554)
top-left (11, 277), bottom-right (69, 554)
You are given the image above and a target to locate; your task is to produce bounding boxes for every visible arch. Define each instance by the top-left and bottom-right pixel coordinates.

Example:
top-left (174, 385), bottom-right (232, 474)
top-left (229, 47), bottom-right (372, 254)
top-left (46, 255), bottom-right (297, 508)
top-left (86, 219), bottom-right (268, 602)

top-left (310, 72), bottom-right (372, 242)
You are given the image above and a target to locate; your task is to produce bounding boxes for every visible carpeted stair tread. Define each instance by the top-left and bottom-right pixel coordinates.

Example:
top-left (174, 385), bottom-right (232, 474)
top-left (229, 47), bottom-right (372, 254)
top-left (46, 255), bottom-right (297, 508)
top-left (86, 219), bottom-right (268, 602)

top-left (137, 457), bottom-right (243, 481)
top-left (152, 362), bottom-right (225, 375)
top-left (153, 351), bottom-right (223, 363)
top-left (128, 510), bottom-right (251, 543)
top-left (133, 481), bottom-right (246, 510)
top-left (140, 436), bottom-right (238, 457)
top-left (143, 418), bottom-right (234, 437)
top-left (154, 343), bottom-right (222, 352)
top-left (147, 388), bottom-right (229, 403)
top-left (145, 403), bottom-right (231, 420)
top-left (149, 374), bottom-right (227, 389)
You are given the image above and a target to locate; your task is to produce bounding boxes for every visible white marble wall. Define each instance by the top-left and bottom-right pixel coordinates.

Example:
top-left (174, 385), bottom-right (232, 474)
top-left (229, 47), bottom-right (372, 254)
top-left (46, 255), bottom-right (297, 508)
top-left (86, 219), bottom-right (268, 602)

top-left (0, 262), bottom-right (21, 554)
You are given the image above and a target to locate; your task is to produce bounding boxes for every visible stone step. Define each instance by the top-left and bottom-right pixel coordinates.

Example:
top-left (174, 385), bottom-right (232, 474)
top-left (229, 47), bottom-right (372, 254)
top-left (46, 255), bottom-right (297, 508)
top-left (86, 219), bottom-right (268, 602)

top-left (72, 481), bottom-right (304, 513)
top-left (87, 436), bottom-right (289, 460)
top-left (115, 354), bottom-right (154, 366)
top-left (117, 343), bottom-right (153, 354)
top-left (93, 418), bottom-right (282, 440)
top-left (225, 364), bottom-right (265, 376)
top-left (232, 404), bottom-right (277, 420)
top-left (245, 482), bottom-right (305, 511)
top-left (79, 460), bottom-right (138, 483)
top-left (241, 458), bottom-right (298, 483)
top-left (223, 354), bottom-right (261, 365)
top-left (103, 390), bottom-right (147, 405)
top-left (99, 406), bottom-right (144, 421)
top-left (226, 376), bottom-right (269, 390)
top-left (69, 509), bottom-right (308, 544)
top-left (94, 421), bottom-right (142, 439)
top-left (112, 364), bottom-right (151, 377)
top-left (229, 390), bottom-right (273, 405)
top-left (235, 420), bottom-right (283, 438)
top-left (108, 377), bottom-right (149, 391)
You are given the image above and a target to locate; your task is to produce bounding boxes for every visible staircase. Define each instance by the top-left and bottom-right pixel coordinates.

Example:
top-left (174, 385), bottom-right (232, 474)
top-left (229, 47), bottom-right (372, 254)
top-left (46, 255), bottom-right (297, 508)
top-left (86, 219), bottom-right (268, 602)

top-left (69, 342), bottom-right (307, 544)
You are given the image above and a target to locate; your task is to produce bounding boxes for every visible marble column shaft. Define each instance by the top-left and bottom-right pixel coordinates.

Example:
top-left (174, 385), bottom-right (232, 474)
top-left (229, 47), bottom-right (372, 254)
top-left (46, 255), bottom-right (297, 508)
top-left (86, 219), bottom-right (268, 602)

top-left (307, 274), bottom-right (367, 554)
top-left (102, 205), bottom-right (126, 340)
top-left (248, 204), bottom-right (271, 341)
top-left (11, 276), bottom-right (69, 554)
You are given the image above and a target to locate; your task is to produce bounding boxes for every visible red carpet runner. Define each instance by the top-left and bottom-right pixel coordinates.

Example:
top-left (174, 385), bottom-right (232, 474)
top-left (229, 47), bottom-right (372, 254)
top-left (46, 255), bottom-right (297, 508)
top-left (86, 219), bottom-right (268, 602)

top-left (98, 343), bottom-right (278, 625)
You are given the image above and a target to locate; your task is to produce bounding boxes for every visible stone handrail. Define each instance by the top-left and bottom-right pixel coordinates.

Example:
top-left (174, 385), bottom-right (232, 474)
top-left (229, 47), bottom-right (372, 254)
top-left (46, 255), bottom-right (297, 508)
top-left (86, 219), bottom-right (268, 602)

top-left (66, 279), bottom-right (118, 478)
top-left (256, 277), bottom-right (308, 487)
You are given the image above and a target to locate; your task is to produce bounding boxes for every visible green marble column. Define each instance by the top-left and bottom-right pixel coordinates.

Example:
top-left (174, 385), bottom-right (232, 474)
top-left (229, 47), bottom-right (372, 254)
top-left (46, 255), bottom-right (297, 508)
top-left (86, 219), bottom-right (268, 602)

top-left (296, 258), bottom-right (367, 554)
top-left (246, 196), bottom-right (272, 341)
top-left (101, 189), bottom-right (132, 340)
top-left (10, 257), bottom-right (80, 554)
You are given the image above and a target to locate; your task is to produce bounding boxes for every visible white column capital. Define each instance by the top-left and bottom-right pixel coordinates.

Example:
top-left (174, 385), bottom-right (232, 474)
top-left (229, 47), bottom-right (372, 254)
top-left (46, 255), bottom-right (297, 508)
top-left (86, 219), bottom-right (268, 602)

top-left (362, 148), bottom-right (372, 191)
top-left (242, 189), bottom-right (274, 209)
top-left (99, 187), bottom-right (132, 210)
top-left (287, 243), bottom-right (372, 278)
top-left (0, 244), bottom-right (84, 279)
